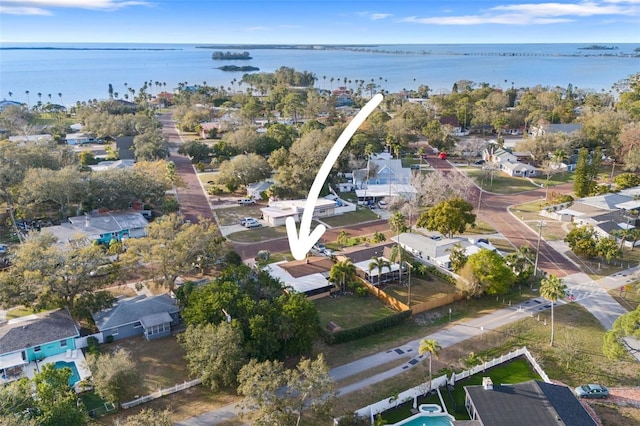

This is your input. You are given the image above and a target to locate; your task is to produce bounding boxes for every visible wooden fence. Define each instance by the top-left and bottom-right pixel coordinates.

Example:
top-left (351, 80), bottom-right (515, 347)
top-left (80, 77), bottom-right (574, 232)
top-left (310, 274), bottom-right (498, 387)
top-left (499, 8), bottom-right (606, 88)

top-left (121, 378), bottom-right (202, 409)
top-left (411, 292), bottom-right (461, 315)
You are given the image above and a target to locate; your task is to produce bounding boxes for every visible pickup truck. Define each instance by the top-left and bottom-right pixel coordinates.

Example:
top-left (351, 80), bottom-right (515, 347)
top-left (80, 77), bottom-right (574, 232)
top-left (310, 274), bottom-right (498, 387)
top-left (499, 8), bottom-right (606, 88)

top-left (238, 198), bottom-right (256, 205)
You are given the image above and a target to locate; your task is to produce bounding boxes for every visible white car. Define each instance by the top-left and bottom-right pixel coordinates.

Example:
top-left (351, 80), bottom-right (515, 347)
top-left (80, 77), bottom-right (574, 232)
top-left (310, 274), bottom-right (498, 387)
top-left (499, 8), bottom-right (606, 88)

top-left (378, 200), bottom-right (388, 209)
top-left (238, 198), bottom-right (256, 205)
top-left (243, 218), bottom-right (261, 228)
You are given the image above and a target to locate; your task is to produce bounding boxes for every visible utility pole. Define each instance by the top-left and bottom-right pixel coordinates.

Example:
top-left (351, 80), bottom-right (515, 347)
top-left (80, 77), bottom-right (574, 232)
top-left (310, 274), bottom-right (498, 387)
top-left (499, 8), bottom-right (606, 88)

top-left (534, 220), bottom-right (545, 276)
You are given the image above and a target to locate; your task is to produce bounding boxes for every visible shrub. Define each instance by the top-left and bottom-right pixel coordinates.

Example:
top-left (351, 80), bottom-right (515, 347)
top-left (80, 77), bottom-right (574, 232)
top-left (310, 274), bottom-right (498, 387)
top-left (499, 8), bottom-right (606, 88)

top-left (321, 310), bottom-right (412, 344)
top-left (105, 335), bottom-right (114, 344)
top-left (87, 336), bottom-right (100, 355)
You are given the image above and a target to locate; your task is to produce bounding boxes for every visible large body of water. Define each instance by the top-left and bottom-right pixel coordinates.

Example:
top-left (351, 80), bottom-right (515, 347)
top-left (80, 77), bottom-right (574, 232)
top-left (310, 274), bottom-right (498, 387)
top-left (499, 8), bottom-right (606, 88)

top-left (1, 43), bottom-right (638, 107)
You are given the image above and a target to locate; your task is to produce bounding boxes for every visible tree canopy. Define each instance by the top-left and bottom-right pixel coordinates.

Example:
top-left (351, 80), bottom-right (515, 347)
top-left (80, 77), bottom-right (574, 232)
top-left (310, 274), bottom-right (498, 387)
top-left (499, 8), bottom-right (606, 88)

top-left (416, 197), bottom-right (476, 238)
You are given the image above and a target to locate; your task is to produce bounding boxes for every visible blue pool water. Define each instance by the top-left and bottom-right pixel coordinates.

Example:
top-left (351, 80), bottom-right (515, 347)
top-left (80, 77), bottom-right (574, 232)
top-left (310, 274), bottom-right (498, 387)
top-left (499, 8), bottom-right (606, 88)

top-left (53, 361), bottom-right (81, 386)
top-left (392, 414), bottom-right (453, 426)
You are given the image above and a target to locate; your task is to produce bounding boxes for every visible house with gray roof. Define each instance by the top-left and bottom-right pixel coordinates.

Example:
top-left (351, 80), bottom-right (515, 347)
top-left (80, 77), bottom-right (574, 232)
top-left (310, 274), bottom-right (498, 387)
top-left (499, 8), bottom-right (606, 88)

top-left (45, 211), bottom-right (149, 247)
top-left (1, 309), bottom-right (79, 383)
top-left (464, 379), bottom-right (597, 426)
top-left (92, 294), bottom-right (180, 341)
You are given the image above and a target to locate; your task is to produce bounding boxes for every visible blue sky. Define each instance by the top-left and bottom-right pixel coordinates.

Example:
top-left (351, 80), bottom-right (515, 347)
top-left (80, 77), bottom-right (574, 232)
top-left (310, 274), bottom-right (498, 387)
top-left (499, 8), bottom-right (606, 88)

top-left (1, 0), bottom-right (639, 44)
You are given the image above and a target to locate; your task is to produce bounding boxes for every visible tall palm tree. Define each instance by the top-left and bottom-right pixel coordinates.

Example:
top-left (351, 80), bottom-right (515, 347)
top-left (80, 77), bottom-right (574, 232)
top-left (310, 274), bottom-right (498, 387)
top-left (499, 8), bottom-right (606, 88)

top-left (329, 259), bottom-right (356, 294)
top-left (8, 91), bottom-right (13, 99)
top-left (25, 90), bottom-right (30, 108)
top-left (368, 256), bottom-right (390, 296)
top-left (540, 274), bottom-right (567, 347)
top-left (419, 339), bottom-right (441, 385)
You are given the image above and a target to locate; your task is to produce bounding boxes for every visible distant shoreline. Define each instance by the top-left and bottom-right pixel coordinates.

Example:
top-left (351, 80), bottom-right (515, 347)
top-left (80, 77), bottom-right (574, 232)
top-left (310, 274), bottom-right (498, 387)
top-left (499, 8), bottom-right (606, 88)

top-left (0, 47), bottom-right (182, 51)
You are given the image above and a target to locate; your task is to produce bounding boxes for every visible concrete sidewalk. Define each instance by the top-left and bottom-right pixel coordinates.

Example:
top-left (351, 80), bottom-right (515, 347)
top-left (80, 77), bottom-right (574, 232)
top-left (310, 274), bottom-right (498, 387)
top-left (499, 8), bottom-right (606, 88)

top-left (332, 297), bottom-right (553, 395)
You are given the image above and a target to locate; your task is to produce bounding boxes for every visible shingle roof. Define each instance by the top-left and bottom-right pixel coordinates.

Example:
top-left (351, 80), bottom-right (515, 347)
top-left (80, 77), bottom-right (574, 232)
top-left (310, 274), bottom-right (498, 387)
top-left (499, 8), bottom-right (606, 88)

top-left (0, 309), bottom-right (79, 356)
top-left (92, 294), bottom-right (179, 331)
top-left (465, 380), bottom-right (596, 426)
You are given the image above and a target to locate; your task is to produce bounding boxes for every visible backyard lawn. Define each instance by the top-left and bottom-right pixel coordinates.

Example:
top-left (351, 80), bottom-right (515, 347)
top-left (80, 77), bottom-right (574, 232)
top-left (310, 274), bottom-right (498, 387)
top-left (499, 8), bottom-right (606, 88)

top-left (379, 357), bottom-right (541, 423)
top-left (383, 275), bottom-right (458, 307)
top-left (321, 207), bottom-right (379, 227)
top-left (314, 294), bottom-right (397, 331)
top-left (94, 334), bottom-right (244, 424)
top-left (213, 205), bottom-right (263, 226)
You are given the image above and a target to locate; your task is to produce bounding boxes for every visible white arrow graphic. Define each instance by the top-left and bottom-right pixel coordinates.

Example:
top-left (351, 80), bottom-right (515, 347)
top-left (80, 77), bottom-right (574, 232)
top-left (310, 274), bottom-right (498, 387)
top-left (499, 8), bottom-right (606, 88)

top-left (286, 93), bottom-right (384, 260)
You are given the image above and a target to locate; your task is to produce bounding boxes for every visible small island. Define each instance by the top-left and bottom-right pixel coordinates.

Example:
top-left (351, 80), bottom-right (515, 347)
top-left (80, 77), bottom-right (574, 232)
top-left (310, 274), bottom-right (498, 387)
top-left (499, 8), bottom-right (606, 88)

top-left (217, 65), bottom-right (260, 72)
top-left (578, 45), bottom-right (618, 50)
top-left (211, 51), bottom-right (252, 60)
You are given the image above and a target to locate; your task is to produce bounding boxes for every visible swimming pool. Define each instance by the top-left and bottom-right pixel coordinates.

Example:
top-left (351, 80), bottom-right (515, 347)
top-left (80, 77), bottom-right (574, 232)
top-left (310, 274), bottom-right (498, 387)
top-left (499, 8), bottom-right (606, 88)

top-left (391, 414), bottom-right (453, 426)
top-left (53, 361), bottom-right (81, 386)
top-left (389, 404), bottom-right (455, 426)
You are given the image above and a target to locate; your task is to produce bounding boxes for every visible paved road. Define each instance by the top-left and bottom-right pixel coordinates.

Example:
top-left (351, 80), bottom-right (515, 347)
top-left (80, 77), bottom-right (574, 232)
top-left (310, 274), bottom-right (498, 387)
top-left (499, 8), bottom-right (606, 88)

top-left (158, 113), bottom-right (215, 224)
top-left (424, 151), bottom-right (580, 278)
top-left (176, 142), bottom-right (632, 425)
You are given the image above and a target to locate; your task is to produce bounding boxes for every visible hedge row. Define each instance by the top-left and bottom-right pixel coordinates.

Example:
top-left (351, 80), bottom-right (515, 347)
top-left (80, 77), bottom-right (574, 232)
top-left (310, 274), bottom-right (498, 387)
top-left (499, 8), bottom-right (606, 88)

top-left (420, 263), bottom-right (456, 285)
top-left (320, 309), bottom-right (412, 345)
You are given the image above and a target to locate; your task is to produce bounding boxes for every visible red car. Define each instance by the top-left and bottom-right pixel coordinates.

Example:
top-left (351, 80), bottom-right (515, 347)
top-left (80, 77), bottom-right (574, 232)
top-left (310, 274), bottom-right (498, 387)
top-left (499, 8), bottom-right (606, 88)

top-left (438, 152), bottom-right (448, 160)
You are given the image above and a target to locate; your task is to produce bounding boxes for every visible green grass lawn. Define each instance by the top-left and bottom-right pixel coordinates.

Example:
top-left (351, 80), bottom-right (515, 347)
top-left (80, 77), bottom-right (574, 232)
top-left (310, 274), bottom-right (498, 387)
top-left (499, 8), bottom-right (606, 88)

top-left (321, 208), bottom-right (380, 227)
top-left (463, 169), bottom-right (542, 194)
top-left (226, 225), bottom-right (288, 242)
top-left (214, 205), bottom-right (263, 226)
top-left (314, 295), bottom-right (397, 330)
top-left (6, 306), bottom-right (36, 319)
top-left (380, 358), bottom-right (540, 422)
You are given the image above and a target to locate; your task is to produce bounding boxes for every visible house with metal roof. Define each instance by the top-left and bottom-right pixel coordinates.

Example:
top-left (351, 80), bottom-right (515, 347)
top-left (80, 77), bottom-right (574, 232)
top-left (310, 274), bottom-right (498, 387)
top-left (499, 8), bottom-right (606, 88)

top-left (45, 211), bottom-right (149, 247)
top-left (92, 294), bottom-right (181, 341)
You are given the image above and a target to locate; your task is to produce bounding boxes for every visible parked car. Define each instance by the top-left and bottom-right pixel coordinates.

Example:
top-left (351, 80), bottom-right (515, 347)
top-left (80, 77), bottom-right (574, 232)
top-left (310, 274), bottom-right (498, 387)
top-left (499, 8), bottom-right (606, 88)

top-left (240, 217), bottom-right (256, 226)
top-left (245, 220), bottom-right (262, 229)
top-left (410, 164), bottom-right (420, 170)
top-left (312, 242), bottom-right (326, 252)
top-left (378, 200), bottom-right (388, 209)
top-left (575, 384), bottom-right (609, 399)
top-left (238, 198), bottom-right (256, 205)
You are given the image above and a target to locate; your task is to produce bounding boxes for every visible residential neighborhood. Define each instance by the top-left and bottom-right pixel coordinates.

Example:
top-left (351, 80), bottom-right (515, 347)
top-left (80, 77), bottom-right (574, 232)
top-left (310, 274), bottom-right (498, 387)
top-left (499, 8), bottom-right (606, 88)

top-left (1, 68), bottom-right (640, 426)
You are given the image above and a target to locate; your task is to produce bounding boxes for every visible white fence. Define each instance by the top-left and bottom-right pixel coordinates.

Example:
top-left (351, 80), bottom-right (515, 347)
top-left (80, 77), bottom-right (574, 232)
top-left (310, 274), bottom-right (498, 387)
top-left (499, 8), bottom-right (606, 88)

top-left (75, 332), bottom-right (104, 349)
top-left (121, 378), bottom-right (202, 409)
top-left (353, 347), bottom-right (548, 424)
top-left (449, 346), bottom-right (548, 385)
top-left (354, 375), bottom-right (449, 423)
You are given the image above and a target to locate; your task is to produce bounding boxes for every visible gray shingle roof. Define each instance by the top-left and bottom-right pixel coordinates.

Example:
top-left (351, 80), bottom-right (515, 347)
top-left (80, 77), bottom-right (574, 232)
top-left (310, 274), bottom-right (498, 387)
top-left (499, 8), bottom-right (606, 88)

top-left (92, 294), bottom-right (178, 331)
top-left (0, 309), bottom-right (79, 356)
top-left (465, 380), bottom-right (596, 426)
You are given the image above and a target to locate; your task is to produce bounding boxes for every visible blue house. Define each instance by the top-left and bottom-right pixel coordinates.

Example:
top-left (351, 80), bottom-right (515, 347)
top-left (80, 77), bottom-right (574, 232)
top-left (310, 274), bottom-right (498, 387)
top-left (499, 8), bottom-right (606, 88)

top-left (92, 294), bottom-right (181, 341)
top-left (0, 309), bottom-right (79, 383)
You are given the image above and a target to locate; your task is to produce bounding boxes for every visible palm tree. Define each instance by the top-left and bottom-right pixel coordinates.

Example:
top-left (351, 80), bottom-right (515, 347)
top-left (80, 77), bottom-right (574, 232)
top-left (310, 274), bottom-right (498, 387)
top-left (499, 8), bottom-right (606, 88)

top-left (8, 91), bottom-right (12, 99)
top-left (25, 90), bottom-right (30, 108)
top-left (540, 274), bottom-right (567, 347)
top-left (329, 259), bottom-right (356, 294)
top-left (419, 338), bottom-right (441, 385)
top-left (368, 256), bottom-right (390, 297)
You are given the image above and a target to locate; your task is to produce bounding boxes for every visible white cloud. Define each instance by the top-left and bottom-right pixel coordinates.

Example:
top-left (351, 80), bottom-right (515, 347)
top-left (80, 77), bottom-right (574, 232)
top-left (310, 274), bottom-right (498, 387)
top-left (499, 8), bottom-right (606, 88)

top-left (0, 5), bottom-right (52, 15)
top-left (370, 13), bottom-right (392, 20)
top-left (401, 1), bottom-right (639, 26)
top-left (357, 11), bottom-right (392, 21)
top-left (0, 0), bottom-right (151, 14)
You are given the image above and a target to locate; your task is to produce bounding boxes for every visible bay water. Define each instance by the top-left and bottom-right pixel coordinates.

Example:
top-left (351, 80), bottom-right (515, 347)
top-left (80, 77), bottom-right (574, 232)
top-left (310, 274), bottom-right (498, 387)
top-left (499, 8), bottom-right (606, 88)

top-left (1, 43), bottom-right (638, 107)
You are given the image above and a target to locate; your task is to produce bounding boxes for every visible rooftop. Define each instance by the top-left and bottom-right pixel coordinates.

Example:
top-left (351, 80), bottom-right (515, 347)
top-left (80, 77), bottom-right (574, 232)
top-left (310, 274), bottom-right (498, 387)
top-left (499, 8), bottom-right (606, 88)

top-left (0, 309), bottom-right (79, 355)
